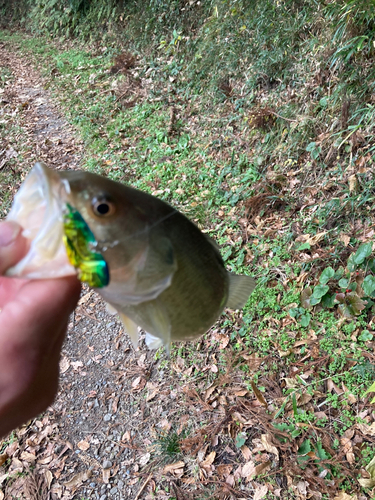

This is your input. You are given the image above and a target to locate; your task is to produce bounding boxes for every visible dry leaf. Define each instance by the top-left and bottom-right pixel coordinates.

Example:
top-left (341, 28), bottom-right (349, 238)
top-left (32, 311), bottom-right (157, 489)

top-left (339, 234), bottom-right (350, 247)
top-left (251, 381), bottom-right (268, 408)
top-left (201, 451), bottom-right (216, 468)
top-left (212, 332), bottom-right (230, 349)
top-left (0, 455), bottom-right (7, 467)
top-left (163, 461), bottom-right (185, 473)
top-left (217, 464), bottom-right (233, 479)
top-left (334, 492), bottom-right (358, 500)
top-left (44, 469), bottom-right (53, 489)
top-left (241, 461), bottom-right (256, 478)
top-left (357, 423), bottom-right (375, 436)
top-left (20, 451), bottom-right (36, 463)
top-left (348, 174), bottom-right (358, 193)
top-left (64, 470), bottom-right (91, 489)
top-left (77, 440), bottom-right (90, 451)
top-left (139, 453), bottom-right (151, 466)
top-left (241, 445), bottom-right (252, 461)
top-left (260, 434), bottom-right (279, 460)
top-left (59, 357), bottom-right (70, 374)
top-left (102, 468), bottom-right (111, 484)
top-left (254, 484), bottom-right (268, 500)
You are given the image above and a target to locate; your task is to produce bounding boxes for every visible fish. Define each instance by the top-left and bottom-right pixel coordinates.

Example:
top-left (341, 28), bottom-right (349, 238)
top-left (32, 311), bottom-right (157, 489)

top-left (5, 162), bottom-right (256, 351)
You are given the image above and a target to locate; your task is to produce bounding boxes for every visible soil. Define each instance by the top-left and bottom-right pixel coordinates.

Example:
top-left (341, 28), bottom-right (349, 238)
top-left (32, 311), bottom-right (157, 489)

top-left (0, 43), bottom-right (256, 500)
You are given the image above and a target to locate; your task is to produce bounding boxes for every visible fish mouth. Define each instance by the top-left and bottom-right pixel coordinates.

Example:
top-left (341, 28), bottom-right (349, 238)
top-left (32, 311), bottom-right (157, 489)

top-left (5, 162), bottom-right (109, 287)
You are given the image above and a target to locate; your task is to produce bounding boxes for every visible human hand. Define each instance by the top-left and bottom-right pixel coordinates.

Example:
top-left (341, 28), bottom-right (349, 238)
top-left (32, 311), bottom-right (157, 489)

top-left (0, 220), bottom-right (81, 437)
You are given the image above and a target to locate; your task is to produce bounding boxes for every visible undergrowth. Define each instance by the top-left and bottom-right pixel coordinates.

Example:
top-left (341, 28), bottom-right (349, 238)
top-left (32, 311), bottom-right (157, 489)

top-left (1, 0), bottom-right (375, 497)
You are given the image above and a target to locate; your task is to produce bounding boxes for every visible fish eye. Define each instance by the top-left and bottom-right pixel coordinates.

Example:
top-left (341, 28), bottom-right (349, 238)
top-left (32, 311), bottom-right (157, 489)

top-left (92, 197), bottom-right (116, 217)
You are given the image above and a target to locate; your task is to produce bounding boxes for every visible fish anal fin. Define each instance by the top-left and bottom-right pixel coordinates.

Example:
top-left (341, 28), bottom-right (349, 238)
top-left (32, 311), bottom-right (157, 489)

top-left (145, 332), bottom-right (164, 351)
top-left (143, 300), bottom-right (171, 353)
top-left (106, 302), bottom-right (118, 315)
top-left (227, 273), bottom-right (256, 310)
top-left (119, 312), bottom-right (139, 349)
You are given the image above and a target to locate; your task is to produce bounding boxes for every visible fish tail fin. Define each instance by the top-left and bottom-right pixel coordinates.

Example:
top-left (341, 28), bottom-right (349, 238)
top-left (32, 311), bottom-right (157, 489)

top-left (226, 273), bottom-right (256, 309)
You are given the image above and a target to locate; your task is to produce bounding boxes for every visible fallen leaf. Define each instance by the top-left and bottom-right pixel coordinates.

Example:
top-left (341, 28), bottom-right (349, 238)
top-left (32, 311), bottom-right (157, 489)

top-left (358, 455), bottom-right (375, 488)
top-left (0, 455), bottom-right (7, 467)
top-left (64, 470), bottom-right (91, 489)
top-left (357, 423), bottom-right (375, 436)
top-left (251, 381), bottom-right (268, 408)
top-left (240, 445), bottom-right (252, 461)
top-left (44, 469), bottom-right (53, 489)
top-left (241, 461), bottom-right (256, 478)
top-left (254, 484), bottom-right (268, 500)
top-left (339, 234), bottom-right (350, 247)
top-left (102, 468), bottom-right (111, 483)
top-left (201, 451), bottom-right (216, 468)
top-left (71, 361), bottom-right (83, 370)
top-left (139, 453), bottom-right (151, 466)
top-left (217, 464), bottom-right (233, 479)
top-left (77, 440), bottom-right (90, 451)
top-left (261, 434), bottom-right (279, 460)
top-left (334, 492), bottom-right (358, 500)
top-left (163, 461), bottom-right (185, 473)
top-left (59, 357), bottom-right (70, 374)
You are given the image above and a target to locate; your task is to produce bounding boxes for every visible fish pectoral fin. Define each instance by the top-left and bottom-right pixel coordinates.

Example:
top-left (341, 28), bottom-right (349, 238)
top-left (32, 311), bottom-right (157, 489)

top-left (118, 312), bottom-right (139, 349)
top-left (140, 236), bottom-right (176, 281)
top-left (227, 273), bottom-right (256, 309)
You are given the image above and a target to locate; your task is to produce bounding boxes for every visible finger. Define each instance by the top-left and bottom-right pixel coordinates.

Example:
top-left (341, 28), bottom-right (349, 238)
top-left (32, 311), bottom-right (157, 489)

top-left (0, 221), bottom-right (29, 275)
top-left (0, 276), bottom-right (81, 395)
top-left (0, 317), bottom-right (68, 438)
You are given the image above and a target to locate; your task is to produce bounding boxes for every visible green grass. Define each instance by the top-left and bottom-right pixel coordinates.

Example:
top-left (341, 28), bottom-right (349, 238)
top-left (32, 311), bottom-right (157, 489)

top-left (2, 2), bottom-right (375, 493)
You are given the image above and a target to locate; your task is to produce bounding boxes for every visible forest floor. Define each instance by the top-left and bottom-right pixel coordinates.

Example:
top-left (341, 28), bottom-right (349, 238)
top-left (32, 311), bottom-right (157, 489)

top-left (1, 32), bottom-right (375, 500)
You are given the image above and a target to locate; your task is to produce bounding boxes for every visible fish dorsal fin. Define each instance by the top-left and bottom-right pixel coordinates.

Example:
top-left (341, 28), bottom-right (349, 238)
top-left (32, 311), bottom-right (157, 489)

top-left (118, 312), bottom-right (139, 349)
top-left (226, 273), bottom-right (256, 309)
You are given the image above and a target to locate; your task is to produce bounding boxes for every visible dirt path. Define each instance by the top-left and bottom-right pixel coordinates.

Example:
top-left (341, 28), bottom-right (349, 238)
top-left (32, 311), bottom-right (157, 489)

top-left (0, 43), bottom-right (178, 500)
top-left (0, 42), bottom-right (301, 500)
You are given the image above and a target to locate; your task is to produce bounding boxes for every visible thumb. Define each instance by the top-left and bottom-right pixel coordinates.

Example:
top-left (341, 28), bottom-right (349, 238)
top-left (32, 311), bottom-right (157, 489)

top-left (0, 221), bottom-right (29, 275)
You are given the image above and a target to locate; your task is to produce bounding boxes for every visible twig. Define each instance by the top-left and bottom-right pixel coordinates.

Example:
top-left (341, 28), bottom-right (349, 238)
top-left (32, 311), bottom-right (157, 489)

top-left (269, 110), bottom-right (297, 123)
top-left (134, 473), bottom-right (152, 500)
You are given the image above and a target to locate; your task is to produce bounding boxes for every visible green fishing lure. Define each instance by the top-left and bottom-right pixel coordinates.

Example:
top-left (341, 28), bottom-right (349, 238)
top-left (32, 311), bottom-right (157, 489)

top-left (63, 203), bottom-right (109, 288)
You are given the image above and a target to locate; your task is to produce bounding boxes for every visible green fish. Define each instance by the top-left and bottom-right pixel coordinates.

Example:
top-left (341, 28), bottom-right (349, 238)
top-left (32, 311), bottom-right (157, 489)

top-left (6, 163), bottom-right (256, 351)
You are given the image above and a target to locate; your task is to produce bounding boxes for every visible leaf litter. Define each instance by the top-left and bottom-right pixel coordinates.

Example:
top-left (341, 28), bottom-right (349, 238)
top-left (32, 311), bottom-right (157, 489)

top-left (0, 39), bottom-right (375, 500)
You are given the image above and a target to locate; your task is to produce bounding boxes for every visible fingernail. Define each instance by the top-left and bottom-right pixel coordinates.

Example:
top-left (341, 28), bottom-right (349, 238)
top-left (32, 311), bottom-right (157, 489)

top-left (0, 221), bottom-right (21, 247)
